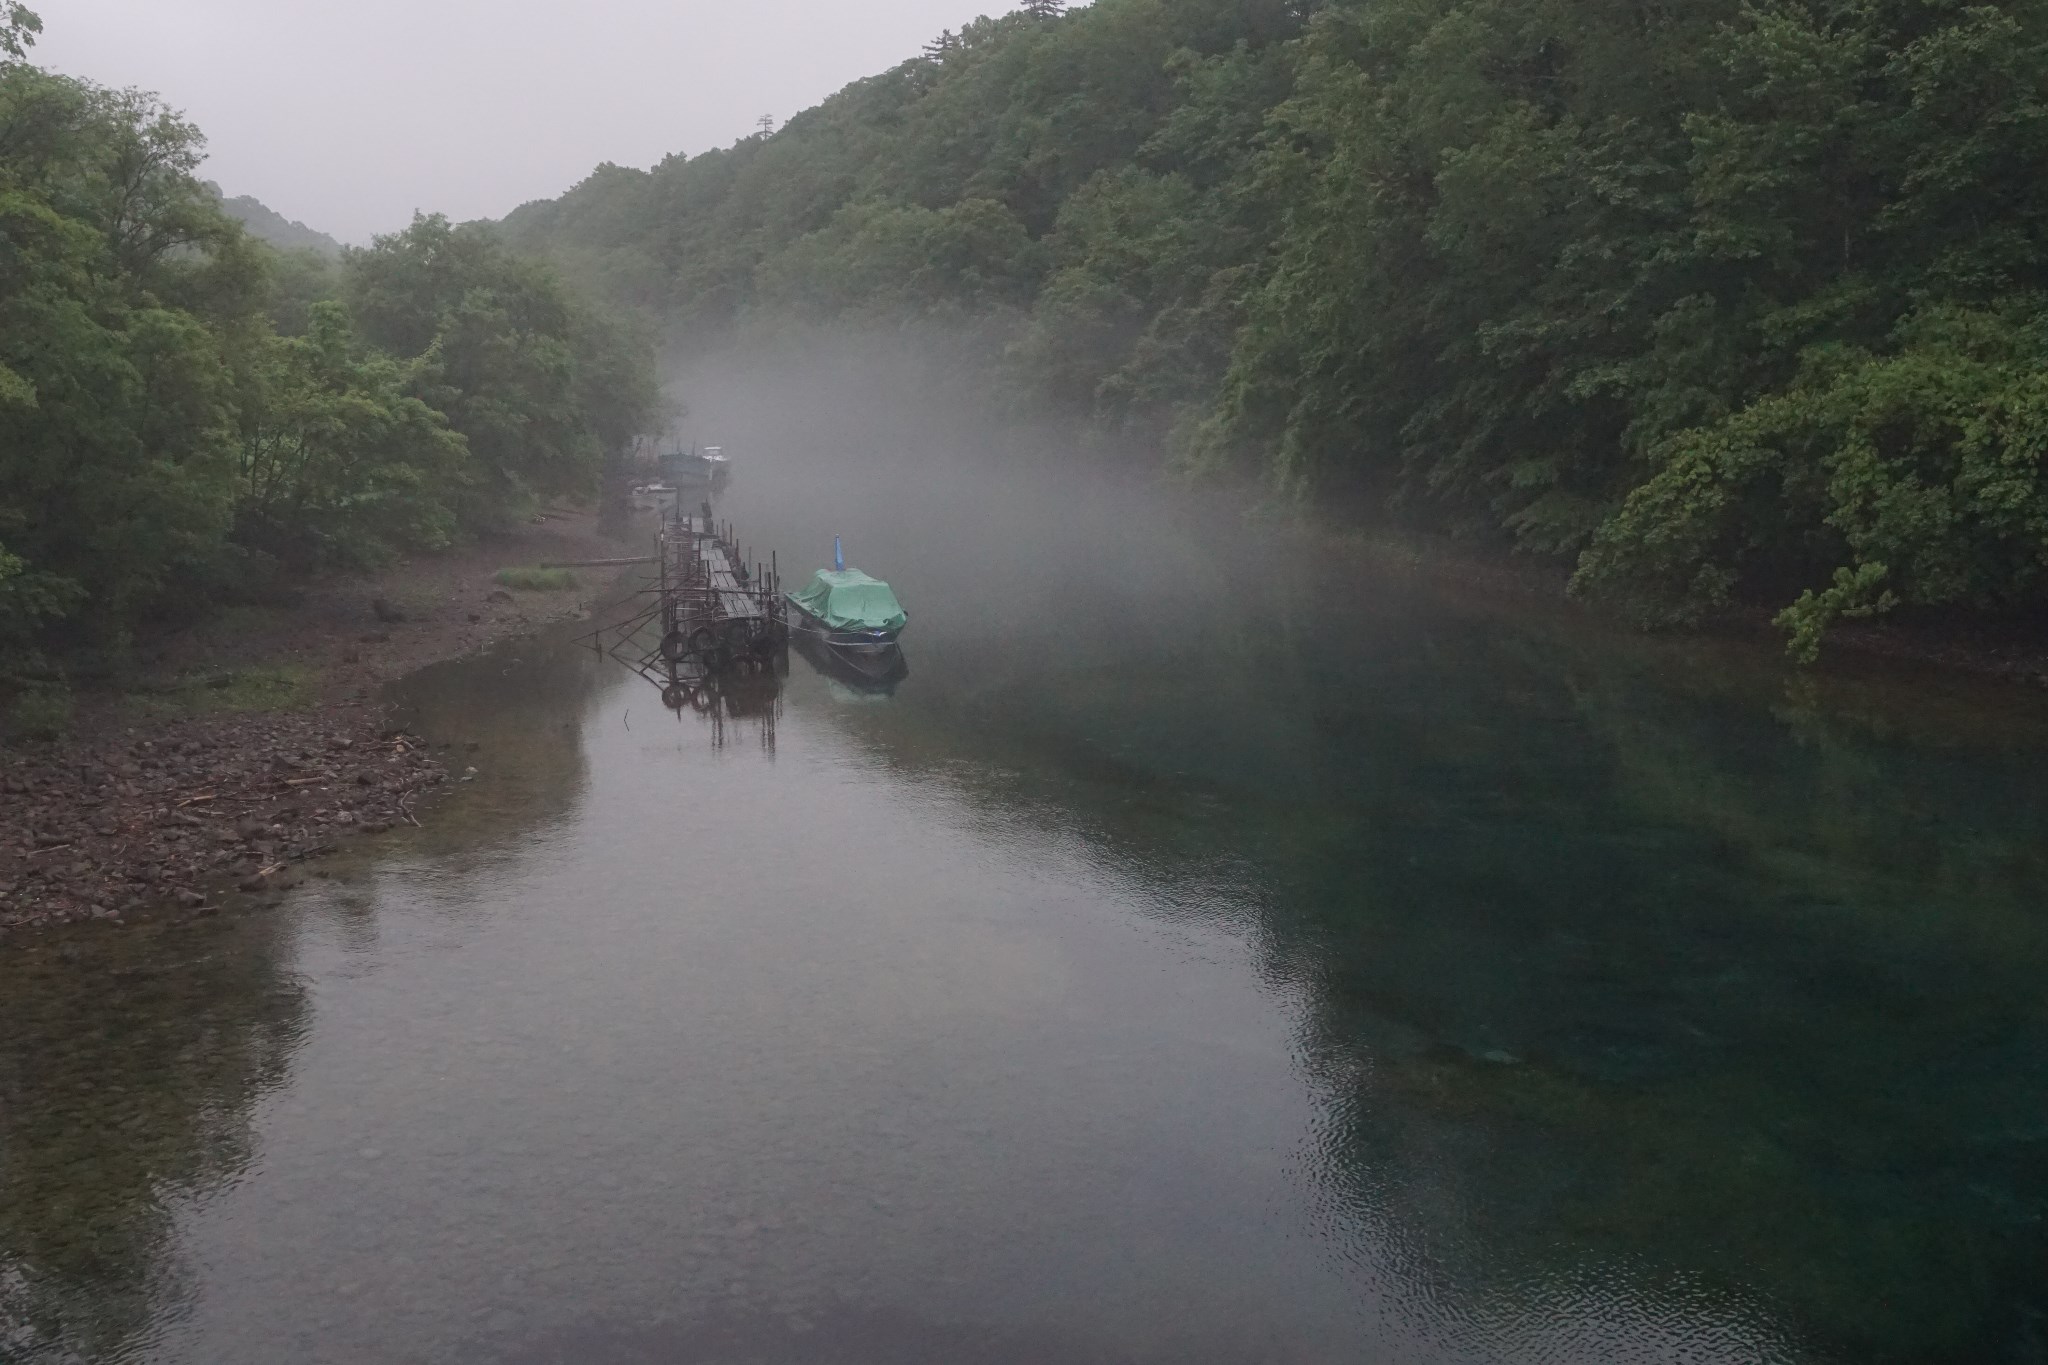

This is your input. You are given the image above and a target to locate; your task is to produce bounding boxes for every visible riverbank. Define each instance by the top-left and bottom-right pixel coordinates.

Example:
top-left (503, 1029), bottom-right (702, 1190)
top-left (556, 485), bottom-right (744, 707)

top-left (1324, 521), bottom-right (2048, 690)
top-left (0, 508), bottom-right (635, 936)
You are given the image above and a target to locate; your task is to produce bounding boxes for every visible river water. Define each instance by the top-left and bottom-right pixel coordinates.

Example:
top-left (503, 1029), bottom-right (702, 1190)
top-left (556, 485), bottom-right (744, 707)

top-left (7, 368), bottom-right (2048, 1364)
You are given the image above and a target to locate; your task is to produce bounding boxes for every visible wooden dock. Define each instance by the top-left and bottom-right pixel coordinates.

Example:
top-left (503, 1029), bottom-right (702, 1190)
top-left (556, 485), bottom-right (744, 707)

top-left (588, 498), bottom-right (790, 748)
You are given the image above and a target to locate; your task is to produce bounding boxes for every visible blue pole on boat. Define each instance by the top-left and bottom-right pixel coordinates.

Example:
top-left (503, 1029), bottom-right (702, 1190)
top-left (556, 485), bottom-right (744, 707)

top-left (834, 536), bottom-right (844, 571)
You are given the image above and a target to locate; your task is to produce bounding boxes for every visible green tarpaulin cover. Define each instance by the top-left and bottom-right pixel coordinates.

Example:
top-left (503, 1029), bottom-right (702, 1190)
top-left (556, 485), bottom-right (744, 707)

top-left (788, 569), bottom-right (907, 632)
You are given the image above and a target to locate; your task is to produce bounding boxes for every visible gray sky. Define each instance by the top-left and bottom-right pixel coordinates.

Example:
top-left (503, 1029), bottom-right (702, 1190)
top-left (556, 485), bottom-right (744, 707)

top-left (35, 0), bottom-right (1007, 243)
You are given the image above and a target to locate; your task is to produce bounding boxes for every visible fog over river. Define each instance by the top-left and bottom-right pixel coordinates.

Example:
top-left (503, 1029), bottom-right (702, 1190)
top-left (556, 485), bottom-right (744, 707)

top-left (7, 349), bottom-right (2048, 1364)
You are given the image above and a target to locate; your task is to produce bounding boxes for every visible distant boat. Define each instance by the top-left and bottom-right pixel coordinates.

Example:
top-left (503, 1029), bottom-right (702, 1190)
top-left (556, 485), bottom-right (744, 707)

top-left (785, 542), bottom-right (906, 657)
top-left (659, 443), bottom-right (732, 488)
top-left (700, 445), bottom-right (732, 487)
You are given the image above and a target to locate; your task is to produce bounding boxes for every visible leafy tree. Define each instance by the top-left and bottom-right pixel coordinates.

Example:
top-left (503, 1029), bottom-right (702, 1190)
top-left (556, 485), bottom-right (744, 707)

top-left (260, 245), bottom-right (340, 336)
top-left (502, 0), bottom-right (2048, 655)
top-left (0, 9), bottom-right (658, 693)
top-left (234, 300), bottom-right (469, 571)
top-left (1, 2), bottom-right (39, 62)
top-left (344, 213), bottom-right (655, 522)
top-left (758, 196), bottom-right (1041, 321)
top-left (0, 61), bottom-right (258, 657)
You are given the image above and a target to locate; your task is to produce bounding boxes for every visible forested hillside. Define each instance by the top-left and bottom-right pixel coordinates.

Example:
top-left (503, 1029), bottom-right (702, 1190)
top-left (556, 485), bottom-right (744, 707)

top-left (0, 5), bottom-right (655, 715)
top-left (208, 186), bottom-right (342, 256)
top-left (504, 0), bottom-right (2048, 656)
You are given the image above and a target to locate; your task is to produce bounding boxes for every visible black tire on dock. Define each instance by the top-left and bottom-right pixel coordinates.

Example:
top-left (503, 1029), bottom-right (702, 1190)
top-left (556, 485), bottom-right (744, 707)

top-left (687, 625), bottom-right (720, 660)
top-left (661, 683), bottom-right (689, 711)
top-left (659, 630), bottom-right (688, 662)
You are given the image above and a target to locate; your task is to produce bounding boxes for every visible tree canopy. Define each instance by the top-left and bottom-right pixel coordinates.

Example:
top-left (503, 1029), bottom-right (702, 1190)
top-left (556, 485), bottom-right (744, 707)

top-left (504, 0), bottom-right (2048, 656)
top-left (0, 7), bottom-right (656, 696)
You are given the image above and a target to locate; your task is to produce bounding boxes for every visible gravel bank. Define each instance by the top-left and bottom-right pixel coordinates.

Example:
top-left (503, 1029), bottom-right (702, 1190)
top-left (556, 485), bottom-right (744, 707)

top-left (1, 507), bottom-right (637, 937)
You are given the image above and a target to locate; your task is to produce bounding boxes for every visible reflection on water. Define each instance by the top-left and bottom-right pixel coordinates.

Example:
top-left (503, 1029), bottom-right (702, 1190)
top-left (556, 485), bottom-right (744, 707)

top-left (9, 368), bottom-right (2048, 1362)
top-left (0, 913), bottom-right (306, 1362)
top-left (791, 633), bottom-right (909, 698)
top-left (786, 569), bottom-right (2048, 1364)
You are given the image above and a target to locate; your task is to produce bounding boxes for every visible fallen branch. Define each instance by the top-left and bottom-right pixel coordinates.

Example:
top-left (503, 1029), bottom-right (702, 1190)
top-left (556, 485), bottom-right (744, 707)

top-left (177, 791), bottom-right (216, 807)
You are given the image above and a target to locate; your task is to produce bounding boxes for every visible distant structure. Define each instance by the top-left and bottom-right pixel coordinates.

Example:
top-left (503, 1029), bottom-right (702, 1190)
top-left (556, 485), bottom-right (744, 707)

top-left (757, 114), bottom-right (775, 136)
top-left (1019, 0), bottom-right (1066, 16)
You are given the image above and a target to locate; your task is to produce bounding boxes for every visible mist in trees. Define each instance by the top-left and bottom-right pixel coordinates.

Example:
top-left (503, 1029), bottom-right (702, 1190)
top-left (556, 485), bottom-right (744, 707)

top-left (6, 0), bottom-right (2039, 669)
top-left (0, 7), bottom-right (657, 696)
top-left (504, 0), bottom-right (2048, 656)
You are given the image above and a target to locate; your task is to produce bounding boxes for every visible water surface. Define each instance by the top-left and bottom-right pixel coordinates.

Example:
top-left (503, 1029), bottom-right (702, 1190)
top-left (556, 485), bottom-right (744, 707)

top-left (6, 372), bottom-right (2048, 1364)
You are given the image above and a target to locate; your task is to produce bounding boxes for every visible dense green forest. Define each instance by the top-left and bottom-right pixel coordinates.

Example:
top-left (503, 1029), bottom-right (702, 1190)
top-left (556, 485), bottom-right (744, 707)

top-left (505, 0), bottom-right (2048, 656)
top-left (0, 4), bottom-right (656, 715)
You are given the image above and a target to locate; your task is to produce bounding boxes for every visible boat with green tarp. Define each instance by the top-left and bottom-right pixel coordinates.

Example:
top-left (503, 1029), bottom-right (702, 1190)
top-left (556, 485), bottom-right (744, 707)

top-left (786, 561), bottom-right (907, 657)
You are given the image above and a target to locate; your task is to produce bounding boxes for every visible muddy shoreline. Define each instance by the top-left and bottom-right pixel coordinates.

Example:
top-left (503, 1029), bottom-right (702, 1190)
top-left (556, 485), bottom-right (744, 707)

top-left (0, 508), bottom-right (639, 936)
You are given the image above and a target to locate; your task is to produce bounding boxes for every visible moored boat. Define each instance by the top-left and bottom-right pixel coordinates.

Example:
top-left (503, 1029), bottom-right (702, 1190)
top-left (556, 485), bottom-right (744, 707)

top-left (785, 542), bottom-right (906, 656)
top-left (659, 442), bottom-right (732, 488)
top-left (792, 629), bottom-right (910, 695)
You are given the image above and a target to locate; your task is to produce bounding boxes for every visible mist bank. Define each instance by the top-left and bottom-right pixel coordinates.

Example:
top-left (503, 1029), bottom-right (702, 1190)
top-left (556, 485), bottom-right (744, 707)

top-left (502, 0), bottom-right (2048, 660)
top-left (0, 7), bottom-right (658, 735)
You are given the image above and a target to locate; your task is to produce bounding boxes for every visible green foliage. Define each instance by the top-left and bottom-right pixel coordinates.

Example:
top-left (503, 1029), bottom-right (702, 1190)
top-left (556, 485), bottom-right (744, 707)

top-left (757, 197), bottom-right (1043, 321)
top-left (0, 18), bottom-right (656, 691)
top-left (493, 566), bottom-right (579, 591)
top-left (0, 64), bottom-right (254, 653)
top-left (1576, 303), bottom-right (2048, 655)
top-left (235, 300), bottom-right (468, 571)
top-left (124, 664), bottom-right (314, 719)
top-left (345, 214), bottom-right (655, 524)
top-left (502, 0), bottom-right (1305, 446)
top-left (466, 0), bottom-right (2048, 653)
top-left (5, 681), bottom-right (71, 741)
top-left (1, 2), bottom-right (39, 62)
top-left (261, 247), bottom-right (340, 336)
top-left (0, 539), bottom-right (72, 683)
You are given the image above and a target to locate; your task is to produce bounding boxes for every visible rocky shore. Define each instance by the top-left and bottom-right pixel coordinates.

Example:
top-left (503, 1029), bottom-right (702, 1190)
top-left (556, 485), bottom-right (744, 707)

top-left (0, 711), bottom-right (446, 930)
top-left (0, 507), bottom-right (635, 937)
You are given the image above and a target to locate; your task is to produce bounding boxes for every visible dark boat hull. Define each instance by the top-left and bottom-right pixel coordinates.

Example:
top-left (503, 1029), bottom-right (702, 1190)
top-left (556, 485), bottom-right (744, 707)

top-left (792, 632), bottom-right (908, 692)
top-left (787, 603), bottom-right (903, 656)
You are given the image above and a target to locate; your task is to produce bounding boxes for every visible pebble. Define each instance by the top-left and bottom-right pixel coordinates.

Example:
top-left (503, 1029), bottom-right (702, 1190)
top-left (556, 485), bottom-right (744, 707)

top-left (0, 712), bottom-right (448, 934)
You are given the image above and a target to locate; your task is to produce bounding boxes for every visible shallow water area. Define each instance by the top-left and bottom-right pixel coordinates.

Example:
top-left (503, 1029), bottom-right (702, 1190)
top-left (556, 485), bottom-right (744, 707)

top-left (8, 364), bottom-right (2048, 1364)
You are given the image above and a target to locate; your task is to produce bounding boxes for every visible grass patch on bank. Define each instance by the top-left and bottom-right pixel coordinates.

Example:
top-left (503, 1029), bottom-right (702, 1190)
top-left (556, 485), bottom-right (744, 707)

top-left (5, 685), bottom-right (75, 742)
top-left (494, 566), bottom-right (580, 591)
top-left (125, 664), bottom-right (318, 720)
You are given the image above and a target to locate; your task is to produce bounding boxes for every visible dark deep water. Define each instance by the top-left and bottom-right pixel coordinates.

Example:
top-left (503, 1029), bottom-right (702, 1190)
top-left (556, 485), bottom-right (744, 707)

top-left (8, 361), bottom-right (2048, 1364)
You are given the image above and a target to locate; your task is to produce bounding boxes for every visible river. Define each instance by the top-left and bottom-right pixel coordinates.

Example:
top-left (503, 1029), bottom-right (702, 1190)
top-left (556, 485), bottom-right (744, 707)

top-left (6, 360), bottom-right (2048, 1364)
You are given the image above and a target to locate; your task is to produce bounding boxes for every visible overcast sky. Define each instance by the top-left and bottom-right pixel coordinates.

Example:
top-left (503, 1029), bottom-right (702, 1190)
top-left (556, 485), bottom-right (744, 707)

top-left (33, 0), bottom-right (1009, 243)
